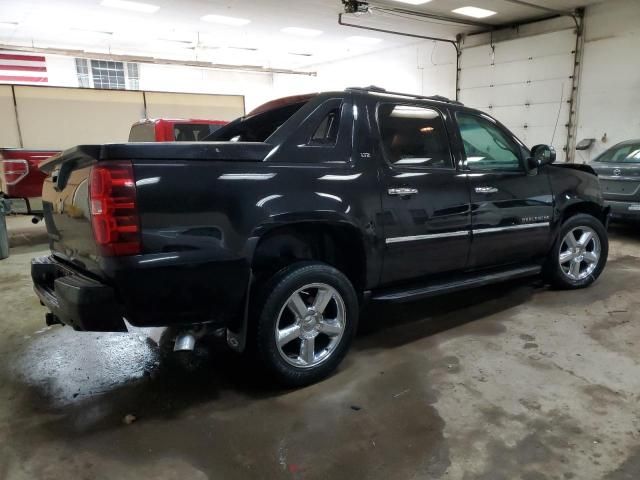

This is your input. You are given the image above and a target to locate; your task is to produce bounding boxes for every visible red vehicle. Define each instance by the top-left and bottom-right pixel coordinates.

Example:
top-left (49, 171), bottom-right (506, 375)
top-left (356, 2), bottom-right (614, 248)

top-left (0, 149), bottom-right (59, 202)
top-left (128, 118), bottom-right (227, 142)
top-left (0, 118), bottom-right (228, 205)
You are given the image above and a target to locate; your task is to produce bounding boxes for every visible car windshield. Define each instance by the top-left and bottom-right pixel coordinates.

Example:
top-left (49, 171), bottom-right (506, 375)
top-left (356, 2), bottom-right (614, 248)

top-left (594, 142), bottom-right (640, 163)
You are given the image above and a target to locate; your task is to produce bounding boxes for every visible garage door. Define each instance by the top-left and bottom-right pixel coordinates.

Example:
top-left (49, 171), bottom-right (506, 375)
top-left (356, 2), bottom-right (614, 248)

top-left (458, 29), bottom-right (576, 162)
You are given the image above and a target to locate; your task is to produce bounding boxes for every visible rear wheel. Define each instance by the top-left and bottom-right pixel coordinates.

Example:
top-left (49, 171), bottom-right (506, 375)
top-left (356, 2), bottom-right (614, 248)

top-left (545, 213), bottom-right (608, 289)
top-left (252, 262), bottom-right (358, 387)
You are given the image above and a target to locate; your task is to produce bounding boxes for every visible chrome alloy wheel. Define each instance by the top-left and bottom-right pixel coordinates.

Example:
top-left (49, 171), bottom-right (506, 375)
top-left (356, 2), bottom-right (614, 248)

top-left (559, 226), bottom-right (601, 281)
top-left (275, 283), bottom-right (346, 368)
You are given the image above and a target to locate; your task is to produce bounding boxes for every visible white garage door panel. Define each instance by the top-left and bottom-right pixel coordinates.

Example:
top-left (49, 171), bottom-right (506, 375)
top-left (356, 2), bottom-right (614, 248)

top-left (511, 126), bottom-right (564, 146)
top-left (461, 54), bottom-right (574, 90)
top-left (459, 29), bottom-right (576, 161)
top-left (462, 81), bottom-right (572, 109)
top-left (491, 103), bottom-right (570, 131)
top-left (490, 30), bottom-right (577, 62)
top-left (459, 30), bottom-right (575, 68)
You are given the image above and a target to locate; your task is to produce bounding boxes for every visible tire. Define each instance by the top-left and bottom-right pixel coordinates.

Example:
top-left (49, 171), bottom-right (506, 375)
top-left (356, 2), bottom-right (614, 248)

top-left (252, 261), bottom-right (358, 387)
top-left (545, 213), bottom-right (608, 289)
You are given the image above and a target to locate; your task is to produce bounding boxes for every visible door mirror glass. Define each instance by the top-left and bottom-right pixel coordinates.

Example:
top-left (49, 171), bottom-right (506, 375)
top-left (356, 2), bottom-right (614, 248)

top-left (528, 144), bottom-right (556, 169)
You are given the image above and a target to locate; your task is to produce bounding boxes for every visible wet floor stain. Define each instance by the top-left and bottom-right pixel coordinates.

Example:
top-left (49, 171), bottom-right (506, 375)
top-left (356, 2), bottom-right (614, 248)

top-left (10, 328), bottom-right (159, 406)
top-left (2, 240), bottom-right (640, 479)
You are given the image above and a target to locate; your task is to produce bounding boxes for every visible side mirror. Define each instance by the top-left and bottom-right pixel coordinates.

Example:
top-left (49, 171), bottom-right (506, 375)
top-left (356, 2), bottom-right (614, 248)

top-left (527, 144), bottom-right (556, 169)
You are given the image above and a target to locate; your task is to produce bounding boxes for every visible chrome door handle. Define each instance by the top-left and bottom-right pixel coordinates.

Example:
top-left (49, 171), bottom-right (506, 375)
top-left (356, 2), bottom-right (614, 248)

top-left (475, 186), bottom-right (498, 194)
top-left (388, 187), bottom-right (418, 196)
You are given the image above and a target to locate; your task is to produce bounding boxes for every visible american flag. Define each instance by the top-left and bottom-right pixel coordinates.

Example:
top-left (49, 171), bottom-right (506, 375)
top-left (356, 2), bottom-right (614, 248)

top-left (0, 51), bottom-right (48, 84)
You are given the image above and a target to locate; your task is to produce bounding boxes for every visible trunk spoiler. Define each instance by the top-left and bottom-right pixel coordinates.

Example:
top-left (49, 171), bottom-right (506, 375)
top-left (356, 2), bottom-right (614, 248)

top-left (40, 142), bottom-right (272, 174)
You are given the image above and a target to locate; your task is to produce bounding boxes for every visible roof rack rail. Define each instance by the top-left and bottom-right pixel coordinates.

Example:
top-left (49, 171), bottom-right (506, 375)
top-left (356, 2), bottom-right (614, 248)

top-left (346, 85), bottom-right (463, 106)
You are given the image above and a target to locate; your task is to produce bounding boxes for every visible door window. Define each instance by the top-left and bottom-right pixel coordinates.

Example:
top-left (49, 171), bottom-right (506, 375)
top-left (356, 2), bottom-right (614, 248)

top-left (456, 112), bottom-right (522, 171)
top-left (378, 104), bottom-right (453, 168)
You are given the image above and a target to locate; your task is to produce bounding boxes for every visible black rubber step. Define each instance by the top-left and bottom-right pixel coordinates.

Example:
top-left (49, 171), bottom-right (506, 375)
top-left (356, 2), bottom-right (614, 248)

top-left (371, 265), bottom-right (542, 303)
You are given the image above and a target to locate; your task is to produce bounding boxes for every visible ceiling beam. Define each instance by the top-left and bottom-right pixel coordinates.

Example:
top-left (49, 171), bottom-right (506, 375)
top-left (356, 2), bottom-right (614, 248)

top-left (0, 44), bottom-right (317, 76)
top-left (369, 4), bottom-right (494, 29)
top-left (500, 0), bottom-right (576, 17)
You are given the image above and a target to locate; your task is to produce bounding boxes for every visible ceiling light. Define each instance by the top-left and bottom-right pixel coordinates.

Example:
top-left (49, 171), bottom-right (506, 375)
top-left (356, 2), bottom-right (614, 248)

top-left (452, 6), bottom-right (497, 18)
top-left (200, 14), bottom-right (251, 26)
top-left (71, 27), bottom-right (113, 36)
top-left (281, 27), bottom-right (323, 37)
top-left (390, 0), bottom-right (432, 4)
top-left (346, 35), bottom-right (382, 45)
top-left (100, 0), bottom-right (160, 13)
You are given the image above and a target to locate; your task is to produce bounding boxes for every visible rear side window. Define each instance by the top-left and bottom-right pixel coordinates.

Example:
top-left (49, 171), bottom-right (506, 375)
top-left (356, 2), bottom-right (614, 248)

top-left (128, 123), bottom-right (155, 142)
top-left (378, 104), bottom-right (453, 168)
top-left (595, 143), bottom-right (640, 163)
top-left (456, 112), bottom-right (521, 171)
top-left (174, 123), bottom-right (224, 141)
top-left (309, 108), bottom-right (340, 146)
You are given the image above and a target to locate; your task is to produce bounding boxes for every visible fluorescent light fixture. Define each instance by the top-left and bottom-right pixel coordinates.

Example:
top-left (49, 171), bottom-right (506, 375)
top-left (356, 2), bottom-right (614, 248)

top-left (201, 14), bottom-right (251, 26)
top-left (346, 35), bottom-right (382, 45)
top-left (281, 27), bottom-right (323, 37)
top-left (452, 6), bottom-right (497, 18)
top-left (71, 27), bottom-right (114, 36)
top-left (390, 0), bottom-right (432, 4)
top-left (100, 0), bottom-right (160, 13)
top-left (160, 30), bottom-right (197, 43)
top-left (227, 46), bottom-right (258, 51)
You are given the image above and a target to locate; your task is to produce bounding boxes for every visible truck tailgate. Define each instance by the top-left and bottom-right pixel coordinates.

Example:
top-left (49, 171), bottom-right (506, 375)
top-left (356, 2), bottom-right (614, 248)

top-left (40, 146), bottom-right (101, 275)
top-left (39, 142), bottom-right (271, 277)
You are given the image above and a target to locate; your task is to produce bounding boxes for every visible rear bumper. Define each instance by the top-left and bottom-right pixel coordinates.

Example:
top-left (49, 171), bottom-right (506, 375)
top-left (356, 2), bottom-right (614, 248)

top-left (604, 200), bottom-right (640, 221)
top-left (32, 252), bottom-right (250, 332)
top-left (32, 256), bottom-right (127, 331)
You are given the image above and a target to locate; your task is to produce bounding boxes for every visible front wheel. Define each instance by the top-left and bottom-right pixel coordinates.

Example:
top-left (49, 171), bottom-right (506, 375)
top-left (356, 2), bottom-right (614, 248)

top-left (545, 213), bottom-right (608, 289)
top-left (252, 261), bottom-right (358, 387)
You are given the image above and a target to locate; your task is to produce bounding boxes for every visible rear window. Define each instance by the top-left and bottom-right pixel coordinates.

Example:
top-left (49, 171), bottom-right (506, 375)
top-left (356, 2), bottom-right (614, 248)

top-left (205, 101), bottom-right (308, 142)
top-left (174, 123), bottom-right (224, 141)
top-left (594, 143), bottom-right (640, 163)
top-left (128, 123), bottom-right (155, 142)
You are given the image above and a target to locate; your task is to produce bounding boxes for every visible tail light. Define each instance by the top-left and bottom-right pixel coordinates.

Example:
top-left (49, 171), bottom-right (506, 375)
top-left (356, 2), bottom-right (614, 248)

top-left (89, 161), bottom-right (141, 256)
top-left (1, 159), bottom-right (29, 185)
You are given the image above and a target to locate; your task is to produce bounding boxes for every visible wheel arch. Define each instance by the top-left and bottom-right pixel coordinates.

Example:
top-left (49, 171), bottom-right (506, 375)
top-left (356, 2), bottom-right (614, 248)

top-left (559, 200), bottom-right (609, 227)
top-left (249, 221), bottom-right (367, 296)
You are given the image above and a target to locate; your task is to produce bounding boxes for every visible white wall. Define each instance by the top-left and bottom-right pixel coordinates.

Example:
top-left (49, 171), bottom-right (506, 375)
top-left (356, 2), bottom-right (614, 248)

top-left (305, 41), bottom-right (457, 99)
top-left (138, 63), bottom-right (276, 111)
top-left (575, 0), bottom-right (640, 163)
top-left (36, 41), bottom-right (456, 114)
top-left (44, 55), bottom-right (78, 87)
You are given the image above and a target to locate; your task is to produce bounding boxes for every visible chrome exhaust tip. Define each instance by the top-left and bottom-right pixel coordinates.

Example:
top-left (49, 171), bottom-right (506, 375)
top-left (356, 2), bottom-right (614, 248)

top-left (173, 331), bottom-right (196, 352)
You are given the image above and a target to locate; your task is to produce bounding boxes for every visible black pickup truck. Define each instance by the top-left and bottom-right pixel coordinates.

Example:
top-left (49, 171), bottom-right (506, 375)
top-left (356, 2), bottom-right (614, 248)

top-left (32, 87), bottom-right (609, 386)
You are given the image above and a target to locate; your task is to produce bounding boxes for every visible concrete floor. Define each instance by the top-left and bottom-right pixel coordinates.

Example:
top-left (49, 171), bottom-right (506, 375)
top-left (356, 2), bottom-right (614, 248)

top-left (1, 225), bottom-right (640, 479)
